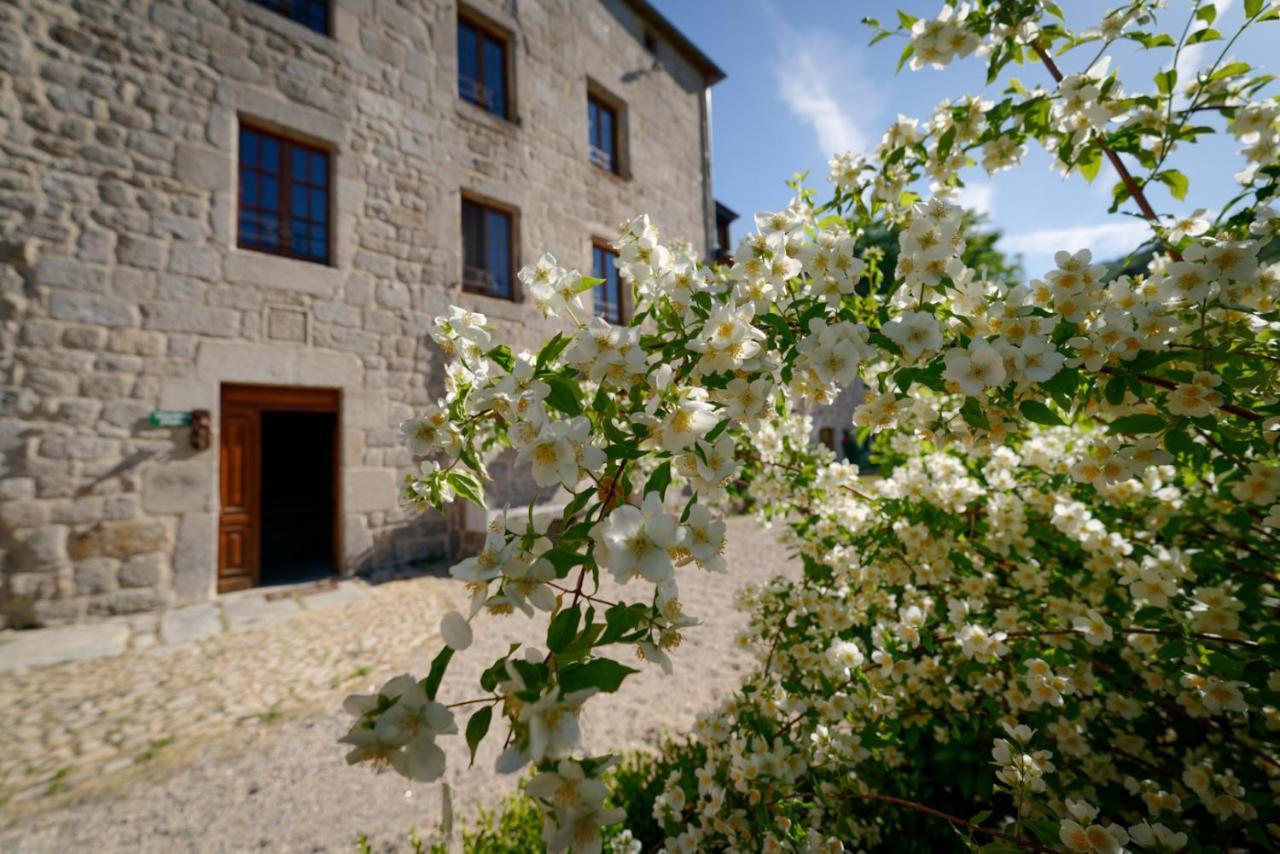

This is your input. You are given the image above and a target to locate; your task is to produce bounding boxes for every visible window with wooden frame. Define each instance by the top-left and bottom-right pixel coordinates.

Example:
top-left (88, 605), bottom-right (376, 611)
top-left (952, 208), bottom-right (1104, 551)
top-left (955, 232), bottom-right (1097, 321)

top-left (592, 242), bottom-right (624, 324)
top-left (238, 124), bottom-right (332, 265)
top-left (248, 0), bottom-right (330, 36)
top-left (457, 14), bottom-right (509, 119)
top-left (461, 197), bottom-right (515, 300)
top-left (587, 94), bottom-right (619, 174)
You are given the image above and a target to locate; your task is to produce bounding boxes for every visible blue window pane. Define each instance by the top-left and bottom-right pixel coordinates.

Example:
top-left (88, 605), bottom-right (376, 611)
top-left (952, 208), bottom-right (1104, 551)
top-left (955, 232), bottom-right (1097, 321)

top-left (261, 177), bottom-right (280, 210)
top-left (311, 189), bottom-right (327, 221)
top-left (292, 147), bottom-right (308, 181)
top-left (291, 222), bottom-right (308, 256)
top-left (238, 212), bottom-right (256, 244)
top-left (483, 37), bottom-right (505, 115)
top-left (485, 210), bottom-right (510, 296)
top-left (310, 152), bottom-right (326, 186)
top-left (291, 185), bottom-right (307, 217)
top-left (457, 22), bottom-right (479, 93)
top-left (259, 213), bottom-right (279, 248)
top-left (311, 234), bottom-right (327, 261)
top-left (241, 130), bottom-right (259, 168)
top-left (262, 137), bottom-right (279, 173)
top-left (588, 101), bottom-right (598, 148)
top-left (599, 109), bottom-right (613, 158)
top-left (241, 173), bottom-right (258, 206)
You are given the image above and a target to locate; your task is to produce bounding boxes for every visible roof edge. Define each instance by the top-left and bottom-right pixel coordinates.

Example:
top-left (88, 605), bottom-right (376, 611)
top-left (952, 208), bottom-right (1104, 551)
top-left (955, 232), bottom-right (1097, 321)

top-left (619, 0), bottom-right (726, 85)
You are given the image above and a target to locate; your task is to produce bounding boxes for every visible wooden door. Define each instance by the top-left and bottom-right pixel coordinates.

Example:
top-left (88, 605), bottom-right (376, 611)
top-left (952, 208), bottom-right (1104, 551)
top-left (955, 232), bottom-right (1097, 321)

top-left (218, 404), bottom-right (261, 592)
top-left (218, 384), bottom-right (341, 594)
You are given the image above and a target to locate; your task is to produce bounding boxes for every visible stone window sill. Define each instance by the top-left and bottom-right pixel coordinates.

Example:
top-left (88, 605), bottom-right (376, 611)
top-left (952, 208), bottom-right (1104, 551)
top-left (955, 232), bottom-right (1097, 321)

top-left (452, 286), bottom-right (524, 322)
top-left (454, 101), bottom-right (521, 136)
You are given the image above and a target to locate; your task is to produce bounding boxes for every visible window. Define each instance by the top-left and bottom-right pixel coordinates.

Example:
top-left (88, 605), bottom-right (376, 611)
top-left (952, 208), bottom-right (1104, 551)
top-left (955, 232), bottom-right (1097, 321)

top-left (587, 95), bottom-right (618, 174)
top-left (592, 243), bottom-right (624, 324)
top-left (238, 125), bottom-right (331, 265)
top-left (248, 0), bottom-right (329, 35)
top-left (457, 15), bottom-right (509, 118)
top-left (461, 198), bottom-right (514, 300)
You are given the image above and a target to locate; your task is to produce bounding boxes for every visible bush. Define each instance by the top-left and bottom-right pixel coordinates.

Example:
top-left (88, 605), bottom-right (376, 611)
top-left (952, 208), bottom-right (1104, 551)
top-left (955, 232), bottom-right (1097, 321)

top-left (342, 2), bottom-right (1280, 851)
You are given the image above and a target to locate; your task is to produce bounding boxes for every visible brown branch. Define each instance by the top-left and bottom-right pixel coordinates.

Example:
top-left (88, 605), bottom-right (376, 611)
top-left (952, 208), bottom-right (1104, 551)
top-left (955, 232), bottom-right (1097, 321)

top-left (833, 791), bottom-right (1059, 852)
top-left (1098, 366), bottom-right (1262, 422)
top-left (1032, 42), bottom-right (1166, 233)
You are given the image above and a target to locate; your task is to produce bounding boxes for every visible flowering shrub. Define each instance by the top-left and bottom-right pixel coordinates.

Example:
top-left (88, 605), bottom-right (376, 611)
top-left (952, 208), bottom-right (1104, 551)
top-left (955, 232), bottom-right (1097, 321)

top-left (343, 1), bottom-right (1280, 851)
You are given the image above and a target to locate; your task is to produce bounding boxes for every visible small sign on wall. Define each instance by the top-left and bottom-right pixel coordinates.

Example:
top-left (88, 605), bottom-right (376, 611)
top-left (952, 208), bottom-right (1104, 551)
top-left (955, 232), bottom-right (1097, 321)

top-left (148, 410), bottom-right (212, 450)
top-left (148, 410), bottom-right (193, 427)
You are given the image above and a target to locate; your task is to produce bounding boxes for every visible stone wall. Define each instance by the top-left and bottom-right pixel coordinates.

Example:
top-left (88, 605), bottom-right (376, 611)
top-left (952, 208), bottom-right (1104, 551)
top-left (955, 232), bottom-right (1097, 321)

top-left (0, 0), bottom-right (716, 626)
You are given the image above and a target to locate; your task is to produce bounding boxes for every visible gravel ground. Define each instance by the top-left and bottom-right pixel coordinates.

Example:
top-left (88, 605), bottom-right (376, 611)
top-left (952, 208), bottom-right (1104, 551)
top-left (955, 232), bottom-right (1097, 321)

top-left (0, 515), bottom-right (796, 853)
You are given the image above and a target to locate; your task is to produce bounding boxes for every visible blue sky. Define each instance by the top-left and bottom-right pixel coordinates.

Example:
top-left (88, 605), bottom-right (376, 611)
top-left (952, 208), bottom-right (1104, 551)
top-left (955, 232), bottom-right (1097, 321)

top-left (650, 0), bottom-right (1276, 277)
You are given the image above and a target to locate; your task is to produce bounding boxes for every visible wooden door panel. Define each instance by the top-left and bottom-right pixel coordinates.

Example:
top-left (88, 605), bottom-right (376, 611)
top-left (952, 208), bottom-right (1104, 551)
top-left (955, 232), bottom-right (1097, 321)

top-left (218, 406), bottom-right (260, 592)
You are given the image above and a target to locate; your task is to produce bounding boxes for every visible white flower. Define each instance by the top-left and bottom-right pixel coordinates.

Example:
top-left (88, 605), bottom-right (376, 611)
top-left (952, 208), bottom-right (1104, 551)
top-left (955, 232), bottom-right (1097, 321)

top-left (658, 387), bottom-right (719, 454)
top-left (592, 493), bottom-right (687, 584)
top-left (1162, 209), bottom-right (1210, 242)
top-left (1059, 819), bottom-right (1129, 854)
top-left (943, 339), bottom-right (1007, 396)
top-left (1072, 609), bottom-right (1113, 646)
top-left (682, 504), bottom-right (727, 572)
top-left (883, 310), bottom-right (943, 358)
top-left (400, 404), bottom-right (461, 456)
top-left (440, 610), bottom-right (473, 650)
top-left (519, 422), bottom-right (582, 488)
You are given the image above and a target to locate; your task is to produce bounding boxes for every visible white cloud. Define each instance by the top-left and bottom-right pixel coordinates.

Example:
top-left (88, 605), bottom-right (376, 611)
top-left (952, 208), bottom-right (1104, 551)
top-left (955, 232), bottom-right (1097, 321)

top-left (764, 1), bottom-right (882, 158)
top-left (1175, 0), bottom-right (1235, 97)
top-left (953, 181), bottom-right (995, 217)
top-left (776, 54), bottom-right (869, 154)
top-left (1001, 220), bottom-right (1152, 260)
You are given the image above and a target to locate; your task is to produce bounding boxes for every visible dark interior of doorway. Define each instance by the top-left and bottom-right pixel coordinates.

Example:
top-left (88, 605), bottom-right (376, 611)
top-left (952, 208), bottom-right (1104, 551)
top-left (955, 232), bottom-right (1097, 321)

top-left (259, 410), bottom-right (336, 586)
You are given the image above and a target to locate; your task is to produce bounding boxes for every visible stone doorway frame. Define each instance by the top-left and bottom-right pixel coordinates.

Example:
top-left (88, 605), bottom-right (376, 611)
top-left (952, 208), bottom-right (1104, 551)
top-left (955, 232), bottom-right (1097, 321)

top-left (218, 383), bottom-right (342, 593)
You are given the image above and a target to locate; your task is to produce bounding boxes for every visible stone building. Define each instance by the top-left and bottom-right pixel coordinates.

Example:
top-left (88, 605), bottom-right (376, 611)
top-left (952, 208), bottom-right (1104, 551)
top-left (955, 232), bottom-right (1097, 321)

top-left (0, 0), bottom-right (724, 626)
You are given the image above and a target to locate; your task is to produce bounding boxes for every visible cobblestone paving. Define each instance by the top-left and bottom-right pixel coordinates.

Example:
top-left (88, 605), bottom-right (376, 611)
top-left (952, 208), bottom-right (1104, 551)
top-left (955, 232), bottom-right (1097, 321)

top-left (0, 576), bottom-right (450, 805)
top-left (0, 516), bottom-right (798, 852)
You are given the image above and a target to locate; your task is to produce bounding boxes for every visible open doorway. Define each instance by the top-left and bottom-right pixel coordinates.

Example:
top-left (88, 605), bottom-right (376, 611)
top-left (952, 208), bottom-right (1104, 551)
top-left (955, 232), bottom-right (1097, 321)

top-left (218, 385), bottom-right (340, 593)
top-left (260, 410), bottom-right (337, 586)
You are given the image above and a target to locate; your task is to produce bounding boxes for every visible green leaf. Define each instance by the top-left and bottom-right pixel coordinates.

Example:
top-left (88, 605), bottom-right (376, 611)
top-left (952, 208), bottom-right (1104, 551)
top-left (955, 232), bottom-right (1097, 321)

top-left (1186, 27), bottom-right (1221, 45)
top-left (544, 375), bottom-right (583, 416)
top-left (1196, 5), bottom-right (1218, 24)
top-left (543, 547), bottom-right (586, 579)
top-left (1210, 61), bottom-right (1251, 82)
top-left (1108, 414), bottom-right (1166, 435)
top-left (644, 460), bottom-right (672, 500)
top-left (535, 333), bottom-right (572, 372)
top-left (1020, 399), bottom-right (1064, 426)
top-left (423, 646), bottom-right (454, 701)
top-left (599, 603), bottom-right (644, 645)
top-left (1154, 68), bottom-right (1177, 95)
top-left (1246, 0), bottom-right (1264, 16)
top-left (547, 605), bottom-right (581, 654)
top-left (558, 658), bottom-right (638, 694)
top-left (572, 275), bottom-right (605, 295)
top-left (896, 10), bottom-right (917, 28)
top-left (485, 345), bottom-right (515, 372)
top-left (1025, 820), bottom-right (1062, 847)
top-left (447, 470), bottom-right (486, 508)
top-left (465, 706), bottom-right (492, 768)
top-left (1078, 147), bottom-right (1103, 182)
top-left (1164, 427), bottom-right (1198, 458)
top-left (1104, 376), bottom-right (1126, 406)
top-left (1156, 169), bottom-right (1189, 200)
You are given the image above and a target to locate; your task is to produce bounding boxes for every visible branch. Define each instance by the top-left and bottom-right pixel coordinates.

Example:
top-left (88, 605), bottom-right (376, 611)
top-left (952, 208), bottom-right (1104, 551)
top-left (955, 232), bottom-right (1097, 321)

top-left (833, 791), bottom-right (1059, 852)
top-left (1099, 366), bottom-right (1263, 422)
top-left (1031, 42), bottom-right (1165, 231)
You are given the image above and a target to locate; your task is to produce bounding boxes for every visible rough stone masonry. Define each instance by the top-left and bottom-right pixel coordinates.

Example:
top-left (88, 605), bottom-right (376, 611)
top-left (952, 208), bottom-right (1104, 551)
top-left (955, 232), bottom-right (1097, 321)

top-left (0, 0), bottom-right (723, 627)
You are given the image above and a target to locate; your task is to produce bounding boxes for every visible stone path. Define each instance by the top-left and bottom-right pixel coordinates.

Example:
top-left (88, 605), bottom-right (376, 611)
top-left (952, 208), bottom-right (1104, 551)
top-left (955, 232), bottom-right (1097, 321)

top-left (0, 578), bottom-right (374, 673)
top-left (0, 575), bottom-right (448, 805)
top-left (0, 516), bottom-right (798, 852)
